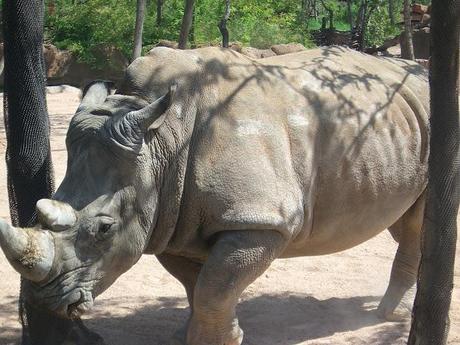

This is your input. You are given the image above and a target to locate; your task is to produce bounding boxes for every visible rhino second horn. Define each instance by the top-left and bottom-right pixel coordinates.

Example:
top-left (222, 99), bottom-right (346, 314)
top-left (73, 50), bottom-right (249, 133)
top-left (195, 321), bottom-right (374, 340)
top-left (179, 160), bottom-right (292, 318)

top-left (37, 199), bottom-right (77, 231)
top-left (77, 80), bottom-right (113, 112)
top-left (0, 219), bottom-right (55, 282)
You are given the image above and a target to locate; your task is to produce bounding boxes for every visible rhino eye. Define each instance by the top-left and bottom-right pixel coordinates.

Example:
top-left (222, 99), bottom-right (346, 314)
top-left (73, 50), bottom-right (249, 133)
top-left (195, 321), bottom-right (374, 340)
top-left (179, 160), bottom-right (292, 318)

top-left (100, 223), bottom-right (112, 234)
top-left (95, 217), bottom-right (116, 240)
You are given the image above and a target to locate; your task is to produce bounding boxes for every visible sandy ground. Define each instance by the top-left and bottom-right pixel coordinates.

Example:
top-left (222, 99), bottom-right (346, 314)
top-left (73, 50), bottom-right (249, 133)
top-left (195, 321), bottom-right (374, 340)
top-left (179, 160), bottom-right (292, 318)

top-left (0, 87), bottom-right (459, 345)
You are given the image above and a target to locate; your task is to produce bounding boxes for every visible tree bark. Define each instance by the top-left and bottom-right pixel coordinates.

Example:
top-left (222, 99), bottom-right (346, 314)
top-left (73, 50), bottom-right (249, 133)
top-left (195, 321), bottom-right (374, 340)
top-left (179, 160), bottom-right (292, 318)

top-left (132, 0), bottom-right (147, 60)
top-left (156, 0), bottom-right (163, 27)
top-left (388, 0), bottom-right (395, 25)
top-left (218, 0), bottom-right (231, 48)
top-left (320, 0), bottom-right (334, 29)
top-left (347, 0), bottom-right (353, 29)
top-left (48, 0), bottom-right (55, 16)
top-left (2, 1), bottom-right (101, 345)
top-left (407, 0), bottom-right (459, 344)
top-left (401, 0), bottom-right (415, 60)
top-left (178, 0), bottom-right (196, 49)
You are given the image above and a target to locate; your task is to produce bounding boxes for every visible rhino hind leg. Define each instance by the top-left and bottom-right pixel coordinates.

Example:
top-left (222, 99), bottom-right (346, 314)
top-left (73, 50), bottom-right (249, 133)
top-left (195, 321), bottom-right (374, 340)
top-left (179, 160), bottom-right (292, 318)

top-left (377, 192), bottom-right (425, 321)
top-left (186, 230), bottom-right (287, 345)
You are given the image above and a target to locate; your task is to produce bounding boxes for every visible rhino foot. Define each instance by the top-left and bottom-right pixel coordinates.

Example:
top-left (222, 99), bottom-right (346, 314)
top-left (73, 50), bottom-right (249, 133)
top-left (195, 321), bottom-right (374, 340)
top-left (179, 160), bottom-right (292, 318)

top-left (376, 304), bottom-right (410, 322)
top-left (186, 320), bottom-right (244, 345)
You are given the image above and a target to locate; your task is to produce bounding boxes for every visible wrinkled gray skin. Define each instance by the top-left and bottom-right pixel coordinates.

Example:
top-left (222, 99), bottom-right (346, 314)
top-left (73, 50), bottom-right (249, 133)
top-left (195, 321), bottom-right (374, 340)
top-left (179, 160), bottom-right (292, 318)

top-left (0, 46), bottom-right (429, 345)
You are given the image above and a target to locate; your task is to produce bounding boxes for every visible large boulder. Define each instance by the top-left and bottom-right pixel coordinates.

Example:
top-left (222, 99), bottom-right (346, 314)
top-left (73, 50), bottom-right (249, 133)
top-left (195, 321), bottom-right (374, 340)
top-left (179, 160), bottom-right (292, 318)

top-left (270, 43), bottom-right (306, 55)
top-left (156, 39), bottom-right (179, 49)
top-left (241, 47), bottom-right (276, 59)
top-left (46, 44), bottom-right (129, 87)
top-left (0, 44), bottom-right (129, 88)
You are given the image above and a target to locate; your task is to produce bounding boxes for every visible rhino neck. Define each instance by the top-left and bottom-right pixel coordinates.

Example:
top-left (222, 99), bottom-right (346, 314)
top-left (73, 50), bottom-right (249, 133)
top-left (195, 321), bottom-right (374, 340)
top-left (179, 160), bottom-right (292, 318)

top-left (142, 101), bottom-right (198, 254)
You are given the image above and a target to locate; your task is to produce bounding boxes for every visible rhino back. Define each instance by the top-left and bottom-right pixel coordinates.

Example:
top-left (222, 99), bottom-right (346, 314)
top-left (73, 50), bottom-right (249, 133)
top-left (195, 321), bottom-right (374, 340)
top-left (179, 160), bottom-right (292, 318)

top-left (134, 47), bottom-right (429, 258)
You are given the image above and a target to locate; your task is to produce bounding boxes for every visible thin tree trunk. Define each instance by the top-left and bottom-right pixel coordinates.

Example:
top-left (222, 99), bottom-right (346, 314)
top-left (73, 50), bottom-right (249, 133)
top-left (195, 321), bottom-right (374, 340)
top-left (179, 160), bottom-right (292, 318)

top-left (218, 0), bottom-right (231, 48)
top-left (347, 0), bottom-right (353, 29)
top-left (156, 0), bottom-right (163, 27)
top-left (320, 0), bottom-right (334, 29)
top-left (133, 0), bottom-right (147, 60)
top-left (361, 3), bottom-right (377, 50)
top-left (300, 0), bottom-right (307, 23)
top-left (355, 0), bottom-right (367, 51)
top-left (190, 11), bottom-right (196, 48)
top-left (178, 0), bottom-right (196, 49)
top-left (389, 0), bottom-right (395, 25)
top-left (401, 0), bottom-right (415, 60)
top-left (48, 0), bottom-right (56, 16)
top-left (407, 0), bottom-right (459, 344)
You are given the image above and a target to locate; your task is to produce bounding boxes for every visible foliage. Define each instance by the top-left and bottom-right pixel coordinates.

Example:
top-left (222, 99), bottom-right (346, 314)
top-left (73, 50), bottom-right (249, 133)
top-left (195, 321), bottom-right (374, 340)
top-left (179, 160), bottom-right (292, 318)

top-left (44, 0), bottom-right (426, 64)
top-left (365, 2), bottom-right (401, 47)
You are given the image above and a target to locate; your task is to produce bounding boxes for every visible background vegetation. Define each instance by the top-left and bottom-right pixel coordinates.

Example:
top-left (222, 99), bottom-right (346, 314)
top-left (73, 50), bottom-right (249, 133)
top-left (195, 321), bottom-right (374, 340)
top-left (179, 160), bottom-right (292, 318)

top-left (44, 0), bottom-right (430, 64)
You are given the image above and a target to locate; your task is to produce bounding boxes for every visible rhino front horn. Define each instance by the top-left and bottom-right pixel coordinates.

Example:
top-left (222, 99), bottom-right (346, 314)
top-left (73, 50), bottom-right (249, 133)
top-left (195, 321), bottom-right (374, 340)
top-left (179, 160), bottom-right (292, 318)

top-left (0, 219), bottom-right (55, 282)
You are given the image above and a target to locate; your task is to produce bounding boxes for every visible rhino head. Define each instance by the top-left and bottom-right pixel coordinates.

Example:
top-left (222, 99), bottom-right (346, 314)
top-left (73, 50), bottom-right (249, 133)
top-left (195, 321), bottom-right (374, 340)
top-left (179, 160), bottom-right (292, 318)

top-left (0, 80), bottom-right (176, 318)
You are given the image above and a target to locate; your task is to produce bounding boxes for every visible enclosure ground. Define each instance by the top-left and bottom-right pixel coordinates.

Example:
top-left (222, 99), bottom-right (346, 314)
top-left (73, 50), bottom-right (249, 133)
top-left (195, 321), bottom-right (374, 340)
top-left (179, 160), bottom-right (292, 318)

top-left (0, 87), bottom-right (458, 345)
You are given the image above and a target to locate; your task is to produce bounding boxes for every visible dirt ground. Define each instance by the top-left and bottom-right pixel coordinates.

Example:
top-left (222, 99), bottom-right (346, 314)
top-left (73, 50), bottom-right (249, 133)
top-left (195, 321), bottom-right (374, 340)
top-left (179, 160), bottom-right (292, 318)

top-left (0, 87), bottom-right (459, 345)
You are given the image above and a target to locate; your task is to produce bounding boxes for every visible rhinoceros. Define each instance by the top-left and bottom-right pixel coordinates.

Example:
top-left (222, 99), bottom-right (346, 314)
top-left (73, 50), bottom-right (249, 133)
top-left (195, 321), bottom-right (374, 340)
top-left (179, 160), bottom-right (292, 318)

top-left (0, 46), bottom-right (429, 345)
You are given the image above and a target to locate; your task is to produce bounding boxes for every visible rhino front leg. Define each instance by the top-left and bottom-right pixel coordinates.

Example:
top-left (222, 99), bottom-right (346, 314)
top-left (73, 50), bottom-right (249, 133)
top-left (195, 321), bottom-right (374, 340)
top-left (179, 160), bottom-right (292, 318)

top-left (156, 254), bottom-right (203, 345)
top-left (157, 253), bottom-right (203, 307)
top-left (187, 230), bottom-right (287, 345)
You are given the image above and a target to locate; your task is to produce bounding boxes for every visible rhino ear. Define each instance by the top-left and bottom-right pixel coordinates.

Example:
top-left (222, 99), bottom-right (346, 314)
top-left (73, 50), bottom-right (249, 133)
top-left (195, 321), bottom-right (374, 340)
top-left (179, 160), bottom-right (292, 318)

top-left (147, 83), bottom-right (177, 130)
top-left (106, 83), bottom-right (176, 153)
top-left (36, 199), bottom-right (77, 231)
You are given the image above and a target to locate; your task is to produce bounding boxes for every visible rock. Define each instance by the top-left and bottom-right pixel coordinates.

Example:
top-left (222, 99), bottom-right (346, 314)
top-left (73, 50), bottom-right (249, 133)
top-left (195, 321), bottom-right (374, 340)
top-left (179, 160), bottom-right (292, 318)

top-left (229, 42), bottom-right (243, 53)
top-left (47, 45), bottom-right (128, 87)
top-left (415, 59), bottom-right (429, 69)
top-left (412, 3), bottom-right (428, 14)
top-left (270, 43), bottom-right (306, 55)
top-left (156, 40), bottom-right (178, 49)
top-left (241, 47), bottom-right (276, 59)
top-left (0, 43), bottom-right (129, 88)
top-left (43, 44), bottom-right (73, 80)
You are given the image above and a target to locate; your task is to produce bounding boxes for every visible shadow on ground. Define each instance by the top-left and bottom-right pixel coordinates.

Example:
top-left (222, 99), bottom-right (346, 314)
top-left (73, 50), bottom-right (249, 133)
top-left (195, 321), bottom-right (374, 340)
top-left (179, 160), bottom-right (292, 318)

top-left (77, 293), bottom-right (406, 345)
top-left (0, 298), bottom-right (21, 345)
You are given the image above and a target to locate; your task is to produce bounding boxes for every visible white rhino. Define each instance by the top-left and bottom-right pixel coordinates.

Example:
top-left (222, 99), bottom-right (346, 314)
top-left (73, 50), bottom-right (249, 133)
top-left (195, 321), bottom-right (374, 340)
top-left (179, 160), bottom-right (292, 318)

top-left (0, 46), bottom-right (429, 345)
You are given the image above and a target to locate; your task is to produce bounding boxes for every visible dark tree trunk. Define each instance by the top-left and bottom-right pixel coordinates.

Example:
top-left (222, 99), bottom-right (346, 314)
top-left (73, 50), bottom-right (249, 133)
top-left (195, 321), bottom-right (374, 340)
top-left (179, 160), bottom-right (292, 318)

top-left (178, 0), bottom-right (196, 49)
top-left (407, 0), bottom-right (459, 342)
top-left (133, 0), bottom-right (147, 60)
top-left (401, 0), bottom-right (415, 60)
top-left (156, 0), bottom-right (163, 27)
top-left (2, 1), bottom-right (104, 344)
top-left (355, 0), bottom-right (367, 50)
top-left (218, 0), bottom-right (231, 48)
top-left (190, 11), bottom-right (196, 48)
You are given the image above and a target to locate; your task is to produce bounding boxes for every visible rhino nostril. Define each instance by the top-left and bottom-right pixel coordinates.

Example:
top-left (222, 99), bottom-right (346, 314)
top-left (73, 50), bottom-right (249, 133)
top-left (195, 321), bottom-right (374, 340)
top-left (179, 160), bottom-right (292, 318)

top-left (66, 289), bottom-right (94, 319)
